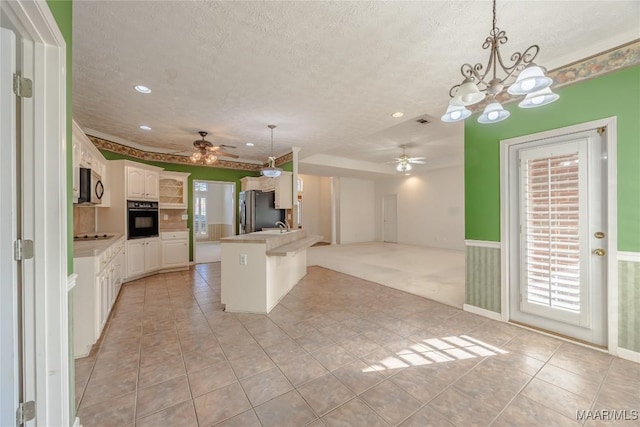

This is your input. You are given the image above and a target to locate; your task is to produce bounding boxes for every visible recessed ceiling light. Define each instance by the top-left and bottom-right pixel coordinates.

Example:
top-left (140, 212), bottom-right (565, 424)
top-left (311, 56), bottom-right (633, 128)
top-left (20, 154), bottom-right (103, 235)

top-left (391, 112), bottom-right (404, 118)
top-left (134, 85), bottom-right (151, 94)
top-left (139, 125), bottom-right (152, 130)
top-left (246, 142), bottom-right (255, 147)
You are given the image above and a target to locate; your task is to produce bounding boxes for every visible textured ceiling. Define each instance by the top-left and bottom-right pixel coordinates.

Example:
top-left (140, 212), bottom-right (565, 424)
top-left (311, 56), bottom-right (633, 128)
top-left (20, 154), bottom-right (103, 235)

top-left (72, 1), bottom-right (640, 176)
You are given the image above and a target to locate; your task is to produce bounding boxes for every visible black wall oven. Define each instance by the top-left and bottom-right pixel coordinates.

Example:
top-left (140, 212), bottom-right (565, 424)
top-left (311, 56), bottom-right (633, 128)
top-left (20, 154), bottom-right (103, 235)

top-left (127, 201), bottom-right (159, 239)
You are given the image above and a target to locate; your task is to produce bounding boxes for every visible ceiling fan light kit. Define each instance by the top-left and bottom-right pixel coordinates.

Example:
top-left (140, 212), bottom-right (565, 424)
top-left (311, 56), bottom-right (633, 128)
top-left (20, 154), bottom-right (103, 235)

top-left (442, 0), bottom-right (558, 124)
top-left (260, 125), bottom-right (283, 178)
top-left (189, 131), bottom-right (238, 164)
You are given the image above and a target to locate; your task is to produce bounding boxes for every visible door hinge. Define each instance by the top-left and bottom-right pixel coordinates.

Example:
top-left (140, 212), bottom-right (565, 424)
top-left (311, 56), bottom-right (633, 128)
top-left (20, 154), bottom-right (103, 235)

top-left (16, 401), bottom-right (36, 425)
top-left (14, 239), bottom-right (34, 261)
top-left (13, 73), bottom-right (33, 98)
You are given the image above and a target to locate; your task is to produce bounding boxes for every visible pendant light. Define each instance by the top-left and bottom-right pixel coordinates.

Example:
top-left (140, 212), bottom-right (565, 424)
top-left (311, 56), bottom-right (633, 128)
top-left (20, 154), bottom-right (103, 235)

top-left (260, 125), bottom-right (282, 178)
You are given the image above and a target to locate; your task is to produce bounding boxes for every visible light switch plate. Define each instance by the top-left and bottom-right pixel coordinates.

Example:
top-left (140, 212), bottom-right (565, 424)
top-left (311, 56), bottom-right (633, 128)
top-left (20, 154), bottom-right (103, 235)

top-left (163, 214), bottom-right (169, 220)
top-left (239, 254), bottom-right (248, 265)
top-left (181, 214), bottom-right (188, 220)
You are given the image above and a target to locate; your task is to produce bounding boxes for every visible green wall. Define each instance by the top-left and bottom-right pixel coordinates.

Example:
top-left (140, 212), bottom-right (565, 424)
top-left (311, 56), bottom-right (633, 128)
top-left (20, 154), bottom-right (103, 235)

top-left (46, 1), bottom-right (74, 423)
top-left (47, 0), bottom-right (73, 272)
top-left (465, 65), bottom-right (640, 251)
top-left (100, 151), bottom-right (290, 260)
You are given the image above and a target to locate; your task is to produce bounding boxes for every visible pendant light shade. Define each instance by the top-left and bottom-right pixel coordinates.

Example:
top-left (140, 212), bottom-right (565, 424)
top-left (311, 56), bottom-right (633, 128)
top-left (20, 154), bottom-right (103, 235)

top-left (478, 101), bottom-right (510, 124)
top-left (396, 162), bottom-right (412, 173)
top-left (451, 78), bottom-right (486, 106)
top-left (441, 103), bottom-right (472, 122)
top-left (507, 64), bottom-right (552, 95)
top-left (260, 125), bottom-right (282, 178)
top-left (518, 87), bottom-right (560, 108)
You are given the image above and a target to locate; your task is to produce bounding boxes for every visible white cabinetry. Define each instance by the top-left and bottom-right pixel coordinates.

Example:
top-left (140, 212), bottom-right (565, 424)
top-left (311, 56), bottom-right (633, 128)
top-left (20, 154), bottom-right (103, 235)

top-left (259, 176), bottom-right (276, 192)
top-left (126, 165), bottom-right (159, 201)
top-left (274, 171), bottom-right (293, 209)
top-left (126, 237), bottom-right (160, 279)
top-left (73, 236), bottom-right (125, 358)
top-left (240, 172), bottom-right (292, 209)
top-left (240, 176), bottom-right (261, 192)
top-left (159, 172), bottom-right (190, 208)
top-left (161, 231), bottom-right (189, 270)
top-left (72, 119), bottom-right (110, 206)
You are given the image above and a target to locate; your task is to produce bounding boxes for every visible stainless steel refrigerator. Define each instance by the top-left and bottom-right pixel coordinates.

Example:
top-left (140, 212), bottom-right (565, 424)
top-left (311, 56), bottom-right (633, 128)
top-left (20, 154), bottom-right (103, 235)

top-left (239, 190), bottom-right (285, 234)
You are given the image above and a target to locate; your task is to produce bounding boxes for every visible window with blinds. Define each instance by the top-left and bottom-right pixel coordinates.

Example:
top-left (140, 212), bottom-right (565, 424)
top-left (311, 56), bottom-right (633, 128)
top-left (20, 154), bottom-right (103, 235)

top-left (521, 152), bottom-right (581, 313)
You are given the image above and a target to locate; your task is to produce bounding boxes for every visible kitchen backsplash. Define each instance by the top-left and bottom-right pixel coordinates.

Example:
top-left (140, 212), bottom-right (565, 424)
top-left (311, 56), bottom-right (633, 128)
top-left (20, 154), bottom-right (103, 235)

top-left (160, 209), bottom-right (188, 230)
top-left (73, 206), bottom-right (96, 235)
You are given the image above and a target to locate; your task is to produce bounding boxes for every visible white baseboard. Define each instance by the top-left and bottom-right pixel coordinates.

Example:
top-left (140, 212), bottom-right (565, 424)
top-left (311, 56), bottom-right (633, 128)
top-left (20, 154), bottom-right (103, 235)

top-left (73, 417), bottom-right (81, 427)
top-left (617, 347), bottom-right (640, 363)
top-left (463, 304), bottom-right (502, 321)
top-left (618, 251), bottom-right (640, 262)
top-left (464, 239), bottom-right (501, 249)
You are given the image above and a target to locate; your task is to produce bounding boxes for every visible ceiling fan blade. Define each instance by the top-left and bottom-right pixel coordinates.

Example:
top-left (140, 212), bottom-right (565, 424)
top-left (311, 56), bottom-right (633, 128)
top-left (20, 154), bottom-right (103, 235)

top-left (210, 150), bottom-right (239, 159)
top-left (220, 144), bottom-right (237, 149)
top-left (410, 160), bottom-right (426, 164)
top-left (408, 157), bottom-right (426, 162)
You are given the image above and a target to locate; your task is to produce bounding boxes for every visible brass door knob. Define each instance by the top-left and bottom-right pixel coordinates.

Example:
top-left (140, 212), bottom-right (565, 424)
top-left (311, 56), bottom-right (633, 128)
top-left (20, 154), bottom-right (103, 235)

top-left (593, 248), bottom-right (606, 256)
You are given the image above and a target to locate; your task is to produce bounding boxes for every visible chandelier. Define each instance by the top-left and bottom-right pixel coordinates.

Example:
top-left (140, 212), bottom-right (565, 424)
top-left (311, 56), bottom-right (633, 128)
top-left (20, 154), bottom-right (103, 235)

top-left (441, 0), bottom-right (559, 124)
top-left (190, 131), bottom-right (218, 164)
top-left (260, 125), bottom-right (282, 178)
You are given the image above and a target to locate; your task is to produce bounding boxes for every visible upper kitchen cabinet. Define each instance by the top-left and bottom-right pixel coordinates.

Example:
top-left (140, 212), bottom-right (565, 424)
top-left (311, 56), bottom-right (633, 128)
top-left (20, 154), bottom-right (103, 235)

top-left (159, 171), bottom-right (190, 209)
top-left (274, 171), bottom-right (293, 209)
top-left (240, 176), bottom-right (261, 192)
top-left (126, 164), bottom-right (160, 201)
top-left (72, 119), bottom-right (110, 206)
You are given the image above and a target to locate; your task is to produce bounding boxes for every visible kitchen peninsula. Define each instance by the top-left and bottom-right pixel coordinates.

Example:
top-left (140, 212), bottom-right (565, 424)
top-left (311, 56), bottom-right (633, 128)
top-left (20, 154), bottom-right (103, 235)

top-left (221, 229), bottom-right (321, 314)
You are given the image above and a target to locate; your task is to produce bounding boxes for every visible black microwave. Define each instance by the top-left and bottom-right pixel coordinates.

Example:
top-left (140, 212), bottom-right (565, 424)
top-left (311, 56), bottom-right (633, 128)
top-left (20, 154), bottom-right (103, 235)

top-left (127, 200), bottom-right (159, 239)
top-left (78, 168), bottom-right (104, 205)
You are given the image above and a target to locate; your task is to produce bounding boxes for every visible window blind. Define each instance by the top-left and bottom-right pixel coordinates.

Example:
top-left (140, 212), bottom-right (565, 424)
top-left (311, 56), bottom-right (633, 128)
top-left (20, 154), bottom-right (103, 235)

top-left (522, 153), bottom-right (581, 313)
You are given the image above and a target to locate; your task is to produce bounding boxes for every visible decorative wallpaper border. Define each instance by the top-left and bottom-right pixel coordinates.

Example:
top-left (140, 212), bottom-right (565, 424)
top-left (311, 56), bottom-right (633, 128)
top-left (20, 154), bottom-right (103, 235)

top-left (476, 39), bottom-right (640, 110)
top-left (89, 135), bottom-right (293, 171)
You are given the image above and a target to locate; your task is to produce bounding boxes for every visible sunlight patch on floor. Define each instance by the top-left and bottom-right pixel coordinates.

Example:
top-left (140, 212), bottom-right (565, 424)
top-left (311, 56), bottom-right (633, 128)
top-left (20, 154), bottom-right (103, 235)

top-left (362, 334), bottom-right (508, 372)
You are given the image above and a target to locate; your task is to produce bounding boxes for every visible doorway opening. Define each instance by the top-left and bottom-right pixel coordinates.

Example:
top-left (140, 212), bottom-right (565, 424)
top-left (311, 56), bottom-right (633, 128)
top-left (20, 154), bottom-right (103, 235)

top-left (193, 180), bottom-right (235, 264)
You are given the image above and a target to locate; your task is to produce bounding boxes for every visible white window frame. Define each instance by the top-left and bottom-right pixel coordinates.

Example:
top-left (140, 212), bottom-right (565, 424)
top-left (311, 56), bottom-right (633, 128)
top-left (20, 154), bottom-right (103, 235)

top-left (500, 117), bottom-right (618, 355)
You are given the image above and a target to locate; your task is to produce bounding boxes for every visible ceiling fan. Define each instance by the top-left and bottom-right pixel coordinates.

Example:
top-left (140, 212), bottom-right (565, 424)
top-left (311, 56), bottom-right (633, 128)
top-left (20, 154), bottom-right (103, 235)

top-left (386, 145), bottom-right (426, 172)
top-left (190, 131), bottom-right (239, 164)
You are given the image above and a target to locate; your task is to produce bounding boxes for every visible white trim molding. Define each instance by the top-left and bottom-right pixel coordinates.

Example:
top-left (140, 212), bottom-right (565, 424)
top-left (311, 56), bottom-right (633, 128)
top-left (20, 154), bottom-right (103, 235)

top-left (617, 347), bottom-right (640, 364)
top-left (464, 239), bottom-right (501, 249)
top-left (618, 251), bottom-right (640, 263)
top-left (463, 304), bottom-right (502, 321)
top-left (67, 273), bottom-right (78, 292)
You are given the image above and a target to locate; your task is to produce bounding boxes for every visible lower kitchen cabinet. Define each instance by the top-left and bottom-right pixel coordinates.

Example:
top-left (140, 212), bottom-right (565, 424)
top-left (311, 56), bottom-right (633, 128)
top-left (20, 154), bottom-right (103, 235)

top-left (161, 230), bottom-right (189, 270)
top-left (73, 236), bottom-right (125, 358)
top-left (126, 237), bottom-right (160, 279)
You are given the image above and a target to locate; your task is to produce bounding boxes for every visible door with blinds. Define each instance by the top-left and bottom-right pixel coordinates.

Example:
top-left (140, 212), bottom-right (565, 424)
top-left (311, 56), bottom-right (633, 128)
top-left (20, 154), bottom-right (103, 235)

top-left (509, 129), bottom-right (606, 346)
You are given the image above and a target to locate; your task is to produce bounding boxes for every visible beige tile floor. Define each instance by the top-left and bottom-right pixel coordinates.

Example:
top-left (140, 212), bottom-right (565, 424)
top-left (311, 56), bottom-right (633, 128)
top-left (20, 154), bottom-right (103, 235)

top-left (75, 264), bottom-right (640, 427)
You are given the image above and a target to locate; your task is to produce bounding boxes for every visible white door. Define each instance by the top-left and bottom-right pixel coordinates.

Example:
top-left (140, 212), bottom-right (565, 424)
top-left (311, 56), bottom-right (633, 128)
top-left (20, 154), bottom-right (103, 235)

top-left (145, 171), bottom-right (159, 200)
top-left (383, 194), bottom-right (398, 243)
top-left (126, 240), bottom-right (145, 277)
top-left (508, 128), bottom-right (607, 345)
top-left (126, 167), bottom-right (145, 199)
top-left (0, 26), bottom-right (20, 426)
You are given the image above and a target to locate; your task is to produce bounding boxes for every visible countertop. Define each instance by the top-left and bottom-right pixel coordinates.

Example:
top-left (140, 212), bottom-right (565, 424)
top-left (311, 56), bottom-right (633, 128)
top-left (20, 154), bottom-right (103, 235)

top-left (221, 229), bottom-right (306, 251)
top-left (266, 235), bottom-right (323, 256)
top-left (73, 233), bottom-right (124, 258)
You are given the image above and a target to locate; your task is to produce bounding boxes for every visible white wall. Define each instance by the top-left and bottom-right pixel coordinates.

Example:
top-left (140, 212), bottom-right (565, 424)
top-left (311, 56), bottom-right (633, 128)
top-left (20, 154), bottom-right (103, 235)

top-left (299, 174), bottom-right (332, 242)
top-left (374, 166), bottom-right (465, 251)
top-left (197, 182), bottom-right (234, 225)
top-left (339, 177), bottom-right (375, 244)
